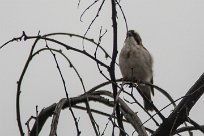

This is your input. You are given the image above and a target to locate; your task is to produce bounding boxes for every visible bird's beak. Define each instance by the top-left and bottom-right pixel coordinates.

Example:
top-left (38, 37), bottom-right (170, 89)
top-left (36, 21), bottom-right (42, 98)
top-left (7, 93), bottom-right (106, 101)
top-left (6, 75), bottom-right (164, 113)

top-left (126, 32), bottom-right (132, 40)
top-left (126, 31), bottom-right (132, 37)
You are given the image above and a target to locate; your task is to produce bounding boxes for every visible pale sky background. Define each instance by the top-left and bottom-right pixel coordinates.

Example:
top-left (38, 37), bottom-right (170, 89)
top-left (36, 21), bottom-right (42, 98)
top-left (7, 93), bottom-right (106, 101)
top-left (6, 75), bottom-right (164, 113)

top-left (0, 0), bottom-right (204, 136)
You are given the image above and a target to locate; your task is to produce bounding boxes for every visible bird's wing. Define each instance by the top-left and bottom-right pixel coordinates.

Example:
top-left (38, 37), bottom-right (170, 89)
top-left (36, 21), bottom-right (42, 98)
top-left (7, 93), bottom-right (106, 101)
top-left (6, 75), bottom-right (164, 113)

top-left (150, 77), bottom-right (154, 96)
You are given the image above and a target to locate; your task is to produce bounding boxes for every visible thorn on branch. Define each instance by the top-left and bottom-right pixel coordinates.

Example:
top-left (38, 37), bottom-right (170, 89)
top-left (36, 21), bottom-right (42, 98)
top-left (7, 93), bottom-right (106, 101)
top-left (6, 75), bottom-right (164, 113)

top-left (25, 116), bottom-right (37, 135)
top-left (22, 31), bottom-right (28, 41)
top-left (11, 31), bottom-right (27, 42)
top-left (90, 39), bottom-right (94, 42)
top-left (105, 53), bottom-right (109, 59)
top-left (69, 62), bottom-right (73, 68)
top-left (83, 49), bottom-right (86, 53)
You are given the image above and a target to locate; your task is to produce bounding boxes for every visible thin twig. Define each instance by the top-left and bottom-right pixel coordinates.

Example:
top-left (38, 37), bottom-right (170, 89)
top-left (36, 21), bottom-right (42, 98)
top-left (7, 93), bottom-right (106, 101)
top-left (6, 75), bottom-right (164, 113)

top-left (44, 32), bottom-right (112, 59)
top-left (187, 117), bottom-right (204, 133)
top-left (83, 0), bottom-right (106, 45)
top-left (122, 88), bottom-right (159, 126)
top-left (173, 125), bottom-right (204, 135)
top-left (80, 0), bottom-right (101, 22)
top-left (45, 41), bottom-right (81, 135)
top-left (16, 31), bottom-right (40, 136)
top-left (36, 106), bottom-right (39, 136)
top-left (115, 0), bottom-right (128, 31)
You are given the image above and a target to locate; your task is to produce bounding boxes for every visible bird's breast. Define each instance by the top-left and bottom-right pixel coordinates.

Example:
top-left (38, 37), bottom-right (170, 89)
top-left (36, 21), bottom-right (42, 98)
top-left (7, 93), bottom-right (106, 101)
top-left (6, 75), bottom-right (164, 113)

top-left (119, 44), bottom-right (152, 81)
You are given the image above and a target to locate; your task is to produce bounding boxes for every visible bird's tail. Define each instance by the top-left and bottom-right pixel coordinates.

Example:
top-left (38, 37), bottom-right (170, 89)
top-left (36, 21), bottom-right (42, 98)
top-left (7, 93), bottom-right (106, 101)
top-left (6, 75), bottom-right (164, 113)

top-left (140, 85), bottom-right (154, 111)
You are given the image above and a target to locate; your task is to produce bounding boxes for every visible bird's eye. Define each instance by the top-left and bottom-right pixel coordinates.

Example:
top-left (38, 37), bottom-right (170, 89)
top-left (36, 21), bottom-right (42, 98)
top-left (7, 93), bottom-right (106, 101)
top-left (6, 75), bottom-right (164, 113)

top-left (127, 32), bottom-right (133, 37)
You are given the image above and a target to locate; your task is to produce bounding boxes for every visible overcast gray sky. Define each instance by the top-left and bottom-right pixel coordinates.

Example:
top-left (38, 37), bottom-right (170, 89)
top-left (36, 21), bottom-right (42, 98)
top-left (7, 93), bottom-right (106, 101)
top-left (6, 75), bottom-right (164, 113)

top-left (0, 0), bottom-right (204, 135)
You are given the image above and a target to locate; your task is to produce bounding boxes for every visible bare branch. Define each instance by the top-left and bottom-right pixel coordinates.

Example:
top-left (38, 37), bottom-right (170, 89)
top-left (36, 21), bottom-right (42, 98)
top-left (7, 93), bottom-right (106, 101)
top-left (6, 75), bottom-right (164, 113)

top-left (16, 32), bottom-right (40, 136)
top-left (45, 41), bottom-right (81, 136)
top-left (173, 125), bottom-right (204, 135)
top-left (115, 0), bottom-right (128, 31)
top-left (49, 99), bottom-right (67, 136)
top-left (152, 73), bottom-right (204, 136)
top-left (44, 32), bottom-right (112, 59)
top-left (109, 0), bottom-right (126, 135)
top-left (80, 0), bottom-right (100, 22)
top-left (187, 117), bottom-right (204, 134)
top-left (122, 88), bottom-right (159, 126)
top-left (30, 95), bottom-right (113, 135)
top-left (93, 90), bottom-right (148, 136)
top-left (83, 0), bottom-right (106, 42)
top-left (25, 116), bottom-right (36, 136)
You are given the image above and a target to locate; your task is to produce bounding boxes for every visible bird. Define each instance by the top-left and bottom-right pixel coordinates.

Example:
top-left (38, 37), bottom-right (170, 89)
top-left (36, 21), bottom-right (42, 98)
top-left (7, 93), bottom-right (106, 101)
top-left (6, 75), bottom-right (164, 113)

top-left (119, 30), bottom-right (154, 111)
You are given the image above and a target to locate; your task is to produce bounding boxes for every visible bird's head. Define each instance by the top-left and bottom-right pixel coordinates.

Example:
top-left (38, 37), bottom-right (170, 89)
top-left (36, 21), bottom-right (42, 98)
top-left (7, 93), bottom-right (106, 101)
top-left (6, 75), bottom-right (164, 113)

top-left (126, 30), bottom-right (143, 45)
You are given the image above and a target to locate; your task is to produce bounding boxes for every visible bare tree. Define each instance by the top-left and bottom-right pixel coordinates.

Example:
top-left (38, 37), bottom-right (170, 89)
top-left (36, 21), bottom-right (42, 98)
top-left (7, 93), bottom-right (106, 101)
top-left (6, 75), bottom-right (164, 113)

top-left (1, 1), bottom-right (204, 136)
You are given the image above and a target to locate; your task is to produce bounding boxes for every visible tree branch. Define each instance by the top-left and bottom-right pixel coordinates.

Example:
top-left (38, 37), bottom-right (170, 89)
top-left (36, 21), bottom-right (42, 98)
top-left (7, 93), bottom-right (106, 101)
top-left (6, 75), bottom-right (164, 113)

top-left (152, 73), bottom-right (204, 136)
top-left (110, 0), bottom-right (125, 135)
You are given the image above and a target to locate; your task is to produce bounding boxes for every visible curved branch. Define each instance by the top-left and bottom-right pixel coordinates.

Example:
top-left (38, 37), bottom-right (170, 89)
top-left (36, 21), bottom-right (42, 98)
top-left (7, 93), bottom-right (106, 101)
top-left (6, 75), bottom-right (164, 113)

top-left (9, 31), bottom-right (109, 136)
top-left (93, 90), bottom-right (148, 136)
top-left (30, 90), bottom-right (148, 136)
top-left (0, 31), bottom-right (27, 50)
top-left (173, 125), bottom-right (204, 135)
top-left (80, 0), bottom-right (100, 22)
top-left (49, 99), bottom-right (67, 136)
top-left (16, 34), bottom-right (40, 136)
top-left (83, 0), bottom-right (106, 38)
top-left (115, 0), bottom-right (128, 31)
top-left (87, 78), bottom-right (176, 108)
top-left (45, 43), bottom-right (81, 136)
top-left (44, 32), bottom-right (111, 59)
top-left (152, 73), bottom-right (204, 136)
top-left (24, 35), bottom-right (109, 69)
top-left (30, 94), bottom-right (112, 135)
top-left (187, 117), bottom-right (204, 133)
top-left (33, 48), bottom-right (87, 93)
